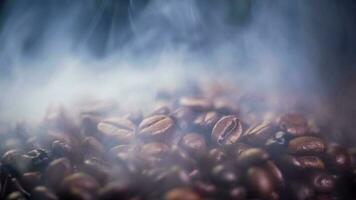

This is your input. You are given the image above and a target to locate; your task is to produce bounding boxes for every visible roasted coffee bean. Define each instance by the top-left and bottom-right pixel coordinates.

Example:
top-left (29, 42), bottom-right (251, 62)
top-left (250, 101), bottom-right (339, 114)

top-left (281, 155), bottom-right (325, 171)
top-left (109, 144), bottom-right (135, 161)
top-left (171, 107), bottom-right (196, 131)
top-left (263, 161), bottom-right (284, 188)
top-left (123, 110), bottom-right (143, 125)
top-left (170, 145), bottom-right (196, 170)
top-left (243, 120), bottom-right (278, 146)
top-left (140, 142), bottom-right (170, 166)
top-left (51, 140), bottom-right (74, 160)
top-left (265, 131), bottom-right (290, 155)
top-left (237, 148), bottom-right (269, 166)
top-left (138, 115), bottom-right (175, 140)
top-left (60, 173), bottom-right (99, 197)
top-left (164, 187), bottom-right (201, 200)
top-left (82, 136), bottom-right (105, 158)
top-left (193, 111), bottom-right (220, 131)
top-left (22, 149), bottom-right (50, 171)
top-left (247, 166), bottom-right (276, 200)
top-left (32, 186), bottom-right (58, 200)
top-left (288, 136), bottom-right (325, 155)
top-left (211, 163), bottom-right (240, 186)
top-left (179, 97), bottom-right (213, 111)
top-left (44, 158), bottom-right (72, 188)
top-left (228, 186), bottom-right (246, 200)
top-left (207, 148), bottom-right (226, 163)
top-left (325, 143), bottom-right (352, 172)
top-left (278, 113), bottom-right (308, 136)
top-left (97, 118), bottom-right (136, 144)
top-left (97, 181), bottom-right (136, 200)
top-left (2, 149), bottom-right (24, 176)
top-left (21, 171), bottom-right (42, 191)
top-left (81, 158), bottom-right (110, 184)
top-left (180, 133), bottom-right (207, 157)
top-left (5, 191), bottom-right (26, 200)
top-left (151, 105), bottom-right (171, 116)
top-left (193, 181), bottom-right (217, 197)
top-left (147, 166), bottom-right (191, 192)
top-left (289, 182), bottom-right (315, 200)
top-left (212, 115), bottom-right (243, 146)
top-left (308, 172), bottom-right (335, 193)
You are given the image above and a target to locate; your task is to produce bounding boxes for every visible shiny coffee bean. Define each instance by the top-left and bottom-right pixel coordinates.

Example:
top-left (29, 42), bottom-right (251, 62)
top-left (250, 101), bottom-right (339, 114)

top-left (288, 136), bottom-right (325, 155)
top-left (308, 172), bottom-right (335, 193)
top-left (32, 186), bottom-right (58, 200)
top-left (179, 97), bottom-right (213, 111)
top-left (211, 163), bottom-right (240, 186)
top-left (289, 182), bottom-right (315, 200)
top-left (212, 115), bottom-right (243, 146)
top-left (247, 166), bottom-right (276, 200)
top-left (325, 143), bottom-right (352, 172)
top-left (140, 142), bottom-right (170, 166)
top-left (265, 131), bottom-right (290, 155)
top-left (263, 161), bottom-right (284, 188)
top-left (138, 115), bottom-right (175, 140)
top-left (243, 120), bottom-right (278, 146)
top-left (180, 133), bottom-right (207, 157)
top-left (237, 148), bottom-right (269, 166)
top-left (97, 118), bottom-right (136, 144)
top-left (278, 113), bottom-right (308, 136)
top-left (193, 111), bottom-right (220, 131)
top-left (5, 192), bottom-right (26, 200)
top-left (164, 187), bottom-right (201, 200)
top-left (282, 155), bottom-right (325, 170)
top-left (44, 158), bottom-right (72, 188)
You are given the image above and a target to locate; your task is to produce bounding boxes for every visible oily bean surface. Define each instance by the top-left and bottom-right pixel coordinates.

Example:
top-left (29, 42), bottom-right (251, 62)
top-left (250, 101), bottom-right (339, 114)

top-left (212, 115), bottom-right (243, 146)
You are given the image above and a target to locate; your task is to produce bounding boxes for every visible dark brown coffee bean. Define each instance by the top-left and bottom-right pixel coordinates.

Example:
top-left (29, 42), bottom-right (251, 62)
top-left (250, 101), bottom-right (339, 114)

top-left (140, 142), bottom-right (170, 166)
top-left (147, 166), bottom-right (191, 192)
top-left (164, 187), bottom-right (201, 200)
top-left (193, 181), bottom-right (217, 197)
top-left (32, 186), bottom-right (58, 200)
top-left (288, 155), bottom-right (325, 170)
top-left (5, 192), bottom-right (26, 200)
top-left (237, 148), bottom-right (269, 166)
top-left (229, 186), bottom-right (246, 200)
top-left (138, 115), bottom-right (175, 140)
top-left (60, 173), bottom-right (99, 197)
top-left (44, 158), bottom-right (72, 188)
top-left (51, 140), bottom-right (75, 160)
top-left (2, 149), bottom-right (24, 176)
top-left (179, 97), bottom-right (213, 111)
top-left (247, 166), bottom-right (276, 200)
top-left (81, 158), bottom-right (110, 184)
top-left (22, 149), bottom-right (50, 171)
top-left (97, 118), bottom-right (136, 144)
top-left (97, 181), bottom-right (136, 200)
top-left (288, 136), bottom-right (325, 155)
top-left (289, 182), bottom-right (315, 200)
top-left (193, 111), bottom-right (220, 131)
top-left (263, 161), bottom-right (284, 188)
top-left (308, 172), bottom-right (335, 193)
top-left (325, 143), bottom-right (352, 172)
top-left (82, 136), bottom-right (105, 158)
top-left (170, 145), bottom-right (196, 170)
top-left (207, 148), bottom-right (226, 163)
top-left (212, 115), bottom-right (243, 146)
top-left (243, 120), bottom-right (278, 146)
top-left (180, 133), bottom-right (207, 157)
top-left (211, 163), bottom-right (241, 186)
top-left (21, 171), bottom-right (42, 191)
top-left (278, 113), bottom-right (308, 136)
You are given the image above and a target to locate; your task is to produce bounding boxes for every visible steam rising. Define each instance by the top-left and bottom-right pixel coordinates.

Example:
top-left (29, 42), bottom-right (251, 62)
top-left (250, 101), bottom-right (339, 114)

top-left (0, 0), bottom-right (340, 123)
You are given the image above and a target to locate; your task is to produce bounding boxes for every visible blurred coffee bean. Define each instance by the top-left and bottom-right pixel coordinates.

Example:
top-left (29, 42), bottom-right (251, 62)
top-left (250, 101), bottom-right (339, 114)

top-left (212, 115), bottom-right (243, 146)
top-left (97, 118), bottom-right (136, 144)
top-left (138, 115), bottom-right (175, 141)
top-left (51, 140), bottom-right (74, 160)
top-left (164, 187), bottom-right (201, 200)
top-left (170, 145), bottom-right (196, 170)
top-left (180, 133), bottom-right (206, 157)
top-left (81, 158), bottom-right (110, 184)
top-left (22, 149), bottom-right (49, 172)
top-left (308, 172), bottom-right (335, 193)
top-left (60, 173), bottom-right (99, 198)
top-left (123, 110), bottom-right (143, 125)
top-left (98, 181), bottom-right (136, 200)
top-left (32, 186), bottom-right (58, 200)
top-left (147, 166), bottom-right (190, 192)
top-left (289, 182), bottom-right (315, 200)
top-left (279, 113), bottom-right (308, 136)
top-left (228, 186), bottom-right (246, 200)
top-left (193, 181), bottom-right (217, 197)
top-left (82, 136), bottom-right (105, 158)
top-left (325, 143), bottom-right (351, 172)
top-left (179, 97), bottom-right (213, 112)
top-left (247, 166), bottom-right (276, 200)
top-left (21, 171), bottom-right (42, 191)
top-left (211, 163), bottom-right (240, 186)
top-left (214, 98), bottom-right (239, 115)
top-left (263, 161), bottom-right (284, 188)
top-left (2, 149), bottom-right (24, 176)
top-left (243, 120), bottom-right (278, 146)
top-left (5, 192), bottom-right (26, 200)
top-left (171, 107), bottom-right (196, 131)
top-left (288, 136), bottom-right (326, 155)
top-left (151, 105), bottom-right (171, 116)
top-left (140, 142), bottom-right (169, 166)
top-left (193, 111), bottom-right (220, 131)
top-left (207, 148), bottom-right (226, 164)
top-left (281, 155), bottom-right (325, 171)
top-left (265, 131), bottom-right (290, 155)
top-left (44, 158), bottom-right (72, 188)
top-left (237, 148), bottom-right (269, 166)
top-left (109, 144), bottom-right (135, 162)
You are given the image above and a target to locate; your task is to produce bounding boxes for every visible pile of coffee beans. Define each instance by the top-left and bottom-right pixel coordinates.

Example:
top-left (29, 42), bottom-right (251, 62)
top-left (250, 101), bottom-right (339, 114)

top-left (0, 86), bottom-right (356, 200)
